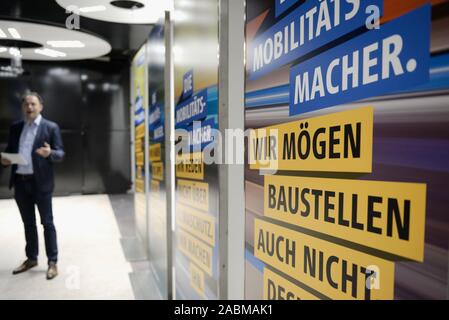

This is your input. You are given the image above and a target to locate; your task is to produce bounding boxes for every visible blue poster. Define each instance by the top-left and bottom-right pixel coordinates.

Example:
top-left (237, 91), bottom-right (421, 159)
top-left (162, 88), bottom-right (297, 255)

top-left (134, 87), bottom-right (145, 126)
top-left (275, 0), bottom-right (300, 18)
top-left (175, 88), bottom-right (208, 128)
top-left (152, 123), bottom-right (165, 143)
top-left (182, 69), bottom-right (194, 100)
top-left (183, 118), bottom-right (217, 151)
top-left (248, 0), bottom-right (383, 80)
top-left (149, 103), bottom-right (162, 130)
top-left (289, 5), bottom-right (431, 116)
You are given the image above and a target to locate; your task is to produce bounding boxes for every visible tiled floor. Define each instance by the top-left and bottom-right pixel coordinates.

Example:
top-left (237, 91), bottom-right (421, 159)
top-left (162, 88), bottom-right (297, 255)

top-left (0, 194), bottom-right (136, 300)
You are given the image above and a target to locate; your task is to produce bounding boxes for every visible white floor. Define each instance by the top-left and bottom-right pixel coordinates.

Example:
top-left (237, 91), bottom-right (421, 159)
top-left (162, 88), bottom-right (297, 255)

top-left (0, 195), bottom-right (134, 300)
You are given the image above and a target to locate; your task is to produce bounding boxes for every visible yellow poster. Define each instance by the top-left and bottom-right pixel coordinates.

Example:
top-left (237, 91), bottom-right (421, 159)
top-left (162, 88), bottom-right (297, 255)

top-left (264, 175), bottom-right (427, 262)
top-left (249, 107), bottom-right (373, 173)
top-left (254, 219), bottom-right (395, 300)
top-left (176, 152), bottom-right (205, 180)
top-left (149, 143), bottom-right (162, 162)
top-left (264, 268), bottom-right (320, 300)
top-left (152, 162), bottom-right (164, 181)
top-left (190, 262), bottom-right (206, 298)
top-left (177, 179), bottom-right (209, 212)
top-left (178, 228), bottom-right (213, 276)
top-left (177, 203), bottom-right (215, 246)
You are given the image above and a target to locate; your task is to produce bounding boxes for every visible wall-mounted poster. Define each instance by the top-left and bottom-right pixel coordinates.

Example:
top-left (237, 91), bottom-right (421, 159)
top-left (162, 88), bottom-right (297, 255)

top-left (132, 45), bottom-right (148, 246)
top-left (147, 18), bottom-right (169, 299)
top-left (173, 0), bottom-right (220, 300)
top-left (245, 0), bottom-right (449, 299)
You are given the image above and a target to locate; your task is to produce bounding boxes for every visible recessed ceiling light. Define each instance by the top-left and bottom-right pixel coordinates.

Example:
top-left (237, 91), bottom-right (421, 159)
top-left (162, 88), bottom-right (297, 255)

top-left (9, 47), bottom-right (21, 57)
top-left (110, 1), bottom-right (145, 10)
top-left (8, 28), bottom-right (21, 39)
top-left (48, 68), bottom-right (70, 76)
top-left (0, 28), bottom-right (6, 38)
top-left (47, 40), bottom-right (85, 48)
top-left (0, 47), bottom-right (7, 53)
top-left (35, 48), bottom-right (66, 58)
top-left (79, 5), bottom-right (107, 13)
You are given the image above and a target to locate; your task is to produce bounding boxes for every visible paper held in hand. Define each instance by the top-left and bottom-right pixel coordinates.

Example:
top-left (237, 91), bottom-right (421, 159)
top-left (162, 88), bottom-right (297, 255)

top-left (1, 153), bottom-right (28, 165)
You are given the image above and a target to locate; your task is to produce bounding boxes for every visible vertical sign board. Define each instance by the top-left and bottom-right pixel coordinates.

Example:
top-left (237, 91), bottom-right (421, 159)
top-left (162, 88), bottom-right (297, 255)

top-left (147, 19), bottom-right (169, 299)
top-left (245, 0), bottom-right (449, 300)
top-left (173, 0), bottom-right (220, 299)
top-left (132, 46), bottom-right (148, 246)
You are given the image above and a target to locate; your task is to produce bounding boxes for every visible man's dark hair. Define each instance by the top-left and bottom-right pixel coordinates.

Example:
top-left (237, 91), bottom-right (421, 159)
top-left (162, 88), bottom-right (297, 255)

top-left (21, 92), bottom-right (44, 105)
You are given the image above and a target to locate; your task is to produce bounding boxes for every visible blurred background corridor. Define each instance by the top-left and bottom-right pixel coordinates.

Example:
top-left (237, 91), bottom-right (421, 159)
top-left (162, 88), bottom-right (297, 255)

top-left (0, 194), bottom-right (162, 300)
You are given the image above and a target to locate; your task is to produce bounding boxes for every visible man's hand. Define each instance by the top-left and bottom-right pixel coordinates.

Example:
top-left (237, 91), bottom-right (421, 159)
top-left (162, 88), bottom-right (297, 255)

top-left (1, 157), bottom-right (11, 166)
top-left (36, 142), bottom-right (52, 159)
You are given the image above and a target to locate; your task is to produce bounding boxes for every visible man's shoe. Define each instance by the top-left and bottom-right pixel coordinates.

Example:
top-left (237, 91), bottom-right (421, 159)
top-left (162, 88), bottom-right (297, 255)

top-left (12, 259), bottom-right (38, 275)
top-left (46, 262), bottom-right (58, 280)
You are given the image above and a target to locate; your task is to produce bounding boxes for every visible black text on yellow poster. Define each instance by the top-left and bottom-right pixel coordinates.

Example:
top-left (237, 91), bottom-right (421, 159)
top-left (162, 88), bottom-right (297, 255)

top-left (177, 204), bottom-right (215, 246)
top-left (149, 143), bottom-right (162, 162)
top-left (264, 175), bottom-right (426, 262)
top-left (176, 152), bottom-right (204, 180)
top-left (264, 268), bottom-right (320, 300)
top-left (190, 262), bottom-right (206, 298)
top-left (249, 107), bottom-right (373, 173)
top-left (177, 179), bottom-right (209, 212)
top-left (254, 219), bottom-right (394, 300)
top-left (152, 162), bottom-right (164, 181)
top-left (178, 228), bottom-right (213, 276)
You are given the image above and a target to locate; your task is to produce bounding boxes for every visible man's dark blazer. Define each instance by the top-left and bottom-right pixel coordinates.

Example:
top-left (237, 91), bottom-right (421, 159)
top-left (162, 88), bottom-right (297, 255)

top-left (4, 117), bottom-right (65, 193)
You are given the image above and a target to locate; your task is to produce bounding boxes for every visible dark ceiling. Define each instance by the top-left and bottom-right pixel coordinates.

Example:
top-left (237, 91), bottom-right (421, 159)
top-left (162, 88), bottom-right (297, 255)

top-left (0, 0), bottom-right (153, 63)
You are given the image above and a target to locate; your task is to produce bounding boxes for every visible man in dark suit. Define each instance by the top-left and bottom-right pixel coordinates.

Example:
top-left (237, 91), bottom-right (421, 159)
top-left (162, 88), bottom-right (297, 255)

top-left (1, 92), bottom-right (64, 280)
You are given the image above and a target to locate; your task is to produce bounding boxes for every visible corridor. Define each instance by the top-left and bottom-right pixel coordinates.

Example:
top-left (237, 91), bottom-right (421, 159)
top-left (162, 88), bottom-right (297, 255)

top-left (0, 195), bottom-right (135, 299)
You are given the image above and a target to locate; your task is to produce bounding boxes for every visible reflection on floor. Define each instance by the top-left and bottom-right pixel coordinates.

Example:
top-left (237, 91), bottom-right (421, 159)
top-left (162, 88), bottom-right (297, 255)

top-left (0, 194), bottom-right (161, 300)
top-left (109, 194), bottom-right (163, 300)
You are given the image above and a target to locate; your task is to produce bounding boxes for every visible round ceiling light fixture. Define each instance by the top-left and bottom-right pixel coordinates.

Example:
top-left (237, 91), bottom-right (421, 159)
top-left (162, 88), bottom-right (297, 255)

top-left (0, 20), bottom-right (111, 61)
top-left (56, 0), bottom-right (169, 24)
